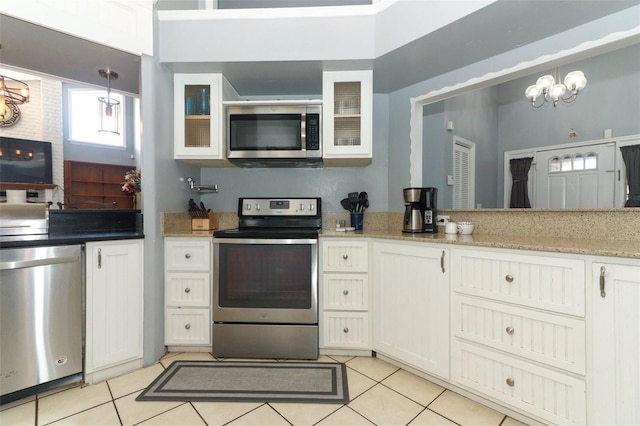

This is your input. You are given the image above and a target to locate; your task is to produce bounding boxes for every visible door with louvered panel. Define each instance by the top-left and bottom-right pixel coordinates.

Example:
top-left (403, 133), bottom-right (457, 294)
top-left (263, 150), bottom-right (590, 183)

top-left (453, 136), bottom-right (476, 209)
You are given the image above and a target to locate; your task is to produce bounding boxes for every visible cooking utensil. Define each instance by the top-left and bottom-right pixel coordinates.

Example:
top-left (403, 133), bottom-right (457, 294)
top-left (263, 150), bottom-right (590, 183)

top-left (348, 192), bottom-right (359, 212)
top-left (358, 192), bottom-right (366, 212)
top-left (340, 198), bottom-right (353, 212)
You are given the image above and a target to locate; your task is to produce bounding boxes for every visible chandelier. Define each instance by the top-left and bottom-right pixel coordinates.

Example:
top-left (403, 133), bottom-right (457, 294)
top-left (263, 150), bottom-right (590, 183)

top-left (0, 74), bottom-right (30, 119)
top-left (525, 70), bottom-right (587, 109)
top-left (98, 69), bottom-right (120, 135)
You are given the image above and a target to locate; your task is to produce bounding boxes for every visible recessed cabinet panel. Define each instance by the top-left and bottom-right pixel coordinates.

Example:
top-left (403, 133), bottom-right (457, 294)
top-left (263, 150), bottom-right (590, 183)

top-left (165, 239), bottom-right (211, 271)
top-left (166, 272), bottom-right (210, 307)
top-left (322, 312), bottom-right (369, 348)
top-left (165, 309), bottom-right (211, 345)
top-left (322, 240), bottom-right (369, 272)
top-left (323, 273), bottom-right (368, 311)
top-left (452, 341), bottom-right (586, 425)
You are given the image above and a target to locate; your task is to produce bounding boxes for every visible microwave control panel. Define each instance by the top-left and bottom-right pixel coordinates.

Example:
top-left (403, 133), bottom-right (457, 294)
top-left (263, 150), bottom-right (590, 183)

top-left (305, 114), bottom-right (320, 151)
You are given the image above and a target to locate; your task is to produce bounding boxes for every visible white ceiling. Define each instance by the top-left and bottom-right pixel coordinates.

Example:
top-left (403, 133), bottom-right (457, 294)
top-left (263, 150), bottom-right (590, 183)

top-left (1, 1), bottom-right (638, 95)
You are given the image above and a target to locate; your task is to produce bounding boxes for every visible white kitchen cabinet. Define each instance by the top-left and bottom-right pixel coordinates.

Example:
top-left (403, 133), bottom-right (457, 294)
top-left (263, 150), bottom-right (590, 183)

top-left (451, 248), bottom-right (586, 425)
top-left (590, 259), bottom-right (640, 426)
top-left (173, 73), bottom-right (238, 165)
top-left (85, 239), bottom-right (143, 383)
top-left (164, 238), bottom-right (212, 349)
top-left (372, 241), bottom-right (450, 379)
top-left (322, 70), bottom-right (373, 166)
top-left (320, 239), bottom-right (370, 352)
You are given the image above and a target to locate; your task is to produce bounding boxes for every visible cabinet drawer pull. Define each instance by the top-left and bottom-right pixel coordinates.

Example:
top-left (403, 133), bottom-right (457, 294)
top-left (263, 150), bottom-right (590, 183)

top-left (343, 327), bottom-right (349, 333)
top-left (505, 275), bottom-right (514, 283)
top-left (440, 250), bottom-right (445, 273)
top-left (185, 323), bottom-right (191, 330)
top-left (343, 289), bottom-right (349, 296)
top-left (505, 326), bottom-right (515, 335)
top-left (600, 266), bottom-right (606, 298)
top-left (342, 254), bottom-right (349, 260)
top-left (184, 287), bottom-right (191, 293)
top-left (506, 378), bottom-right (515, 387)
top-left (184, 253), bottom-right (191, 259)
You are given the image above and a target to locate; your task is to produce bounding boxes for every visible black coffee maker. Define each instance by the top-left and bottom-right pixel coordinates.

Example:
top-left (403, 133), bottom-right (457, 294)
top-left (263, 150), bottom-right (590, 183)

top-left (402, 187), bottom-right (438, 233)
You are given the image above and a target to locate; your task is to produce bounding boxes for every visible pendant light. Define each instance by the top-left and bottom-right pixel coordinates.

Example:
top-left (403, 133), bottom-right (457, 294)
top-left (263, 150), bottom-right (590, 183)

top-left (525, 69), bottom-right (587, 109)
top-left (98, 69), bottom-right (120, 134)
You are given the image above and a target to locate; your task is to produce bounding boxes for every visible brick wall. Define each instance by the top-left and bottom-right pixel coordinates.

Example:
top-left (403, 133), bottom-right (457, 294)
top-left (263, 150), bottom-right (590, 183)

top-left (1, 79), bottom-right (64, 203)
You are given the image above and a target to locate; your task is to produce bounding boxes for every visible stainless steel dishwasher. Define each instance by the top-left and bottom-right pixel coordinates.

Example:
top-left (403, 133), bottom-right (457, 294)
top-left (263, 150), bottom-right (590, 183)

top-left (0, 244), bottom-right (83, 401)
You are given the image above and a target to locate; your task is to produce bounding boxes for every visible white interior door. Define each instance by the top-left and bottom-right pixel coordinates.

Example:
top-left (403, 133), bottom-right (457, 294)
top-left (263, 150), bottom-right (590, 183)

top-left (535, 143), bottom-right (615, 208)
top-left (453, 136), bottom-right (475, 209)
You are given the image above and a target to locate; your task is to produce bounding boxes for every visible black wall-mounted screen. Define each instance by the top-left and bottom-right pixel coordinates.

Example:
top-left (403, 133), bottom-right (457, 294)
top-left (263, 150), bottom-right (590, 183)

top-left (0, 137), bottom-right (53, 184)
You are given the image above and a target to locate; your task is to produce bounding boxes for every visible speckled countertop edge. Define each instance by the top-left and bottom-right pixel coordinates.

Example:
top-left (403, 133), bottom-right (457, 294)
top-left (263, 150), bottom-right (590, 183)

top-left (320, 229), bottom-right (640, 259)
top-left (162, 211), bottom-right (640, 259)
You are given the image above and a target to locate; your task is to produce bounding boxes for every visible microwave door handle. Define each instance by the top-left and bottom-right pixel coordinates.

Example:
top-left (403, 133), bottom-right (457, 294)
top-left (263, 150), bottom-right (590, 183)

top-left (301, 112), bottom-right (306, 150)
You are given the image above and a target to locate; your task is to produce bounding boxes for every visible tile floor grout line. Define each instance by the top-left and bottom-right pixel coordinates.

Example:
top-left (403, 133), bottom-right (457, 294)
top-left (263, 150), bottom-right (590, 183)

top-left (105, 381), bottom-right (125, 426)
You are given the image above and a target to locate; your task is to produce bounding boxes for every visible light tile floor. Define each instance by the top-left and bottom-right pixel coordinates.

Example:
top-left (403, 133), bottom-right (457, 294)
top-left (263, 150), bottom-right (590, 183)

top-left (0, 353), bottom-right (530, 426)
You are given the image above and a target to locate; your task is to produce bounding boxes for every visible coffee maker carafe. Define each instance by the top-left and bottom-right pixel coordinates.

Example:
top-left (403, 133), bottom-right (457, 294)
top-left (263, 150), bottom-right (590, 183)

top-left (402, 187), bottom-right (438, 233)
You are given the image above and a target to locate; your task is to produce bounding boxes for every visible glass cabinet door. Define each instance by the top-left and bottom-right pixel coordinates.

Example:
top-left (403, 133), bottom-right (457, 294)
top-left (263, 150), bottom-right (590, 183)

top-left (184, 84), bottom-right (211, 148)
top-left (322, 70), bottom-right (373, 166)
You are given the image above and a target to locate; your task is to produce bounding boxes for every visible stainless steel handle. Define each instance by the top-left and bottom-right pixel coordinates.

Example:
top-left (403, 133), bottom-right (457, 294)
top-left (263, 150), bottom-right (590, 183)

top-left (185, 323), bottom-right (191, 330)
top-left (343, 290), bottom-right (349, 295)
top-left (342, 254), bottom-right (348, 260)
top-left (0, 255), bottom-right (80, 270)
top-left (185, 253), bottom-right (191, 259)
top-left (185, 287), bottom-right (191, 293)
top-left (505, 275), bottom-right (514, 283)
top-left (343, 327), bottom-right (349, 333)
top-left (441, 250), bottom-right (445, 273)
top-left (600, 266), bottom-right (606, 298)
top-left (506, 326), bottom-right (515, 335)
top-left (506, 378), bottom-right (515, 387)
top-left (98, 248), bottom-right (102, 269)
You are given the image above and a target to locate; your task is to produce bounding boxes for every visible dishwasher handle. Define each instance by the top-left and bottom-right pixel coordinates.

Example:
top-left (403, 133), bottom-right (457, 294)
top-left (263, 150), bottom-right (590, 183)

top-left (0, 254), bottom-right (80, 271)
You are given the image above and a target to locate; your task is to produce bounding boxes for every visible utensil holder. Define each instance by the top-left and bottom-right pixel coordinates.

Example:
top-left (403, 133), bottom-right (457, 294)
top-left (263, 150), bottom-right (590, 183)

top-left (350, 212), bottom-right (363, 230)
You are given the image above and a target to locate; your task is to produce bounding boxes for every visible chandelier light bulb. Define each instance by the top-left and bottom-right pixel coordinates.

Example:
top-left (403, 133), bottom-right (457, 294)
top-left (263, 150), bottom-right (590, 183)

top-left (564, 70), bottom-right (587, 92)
top-left (536, 74), bottom-right (555, 92)
top-left (525, 85), bottom-right (541, 100)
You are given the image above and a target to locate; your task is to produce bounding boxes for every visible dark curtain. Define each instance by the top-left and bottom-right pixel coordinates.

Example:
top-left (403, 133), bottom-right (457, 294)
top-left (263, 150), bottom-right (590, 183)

top-left (509, 157), bottom-right (534, 208)
top-left (620, 144), bottom-right (640, 207)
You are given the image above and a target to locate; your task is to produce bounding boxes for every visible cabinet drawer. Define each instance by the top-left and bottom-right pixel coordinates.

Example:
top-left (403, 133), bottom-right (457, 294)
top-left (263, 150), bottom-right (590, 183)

top-left (166, 272), bottom-right (211, 307)
top-left (165, 239), bottom-right (211, 271)
top-left (165, 308), bottom-right (211, 345)
top-left (452, 341), bottom-right (586, 425)
top-left (322, 240), bottom-right (369, 272)
top-left (454, 295), bottom-right (585, 375)
top-left (452, 250), bottom-right (584, 316)
top-left (322, 312), bottom-right (369, 349)
top-left (323, 273), bottom-right (368, 311)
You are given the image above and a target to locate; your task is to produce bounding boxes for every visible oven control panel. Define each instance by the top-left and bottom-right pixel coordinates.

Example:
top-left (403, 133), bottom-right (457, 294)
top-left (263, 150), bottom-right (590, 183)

top-left (240, 198), bottom-right (320, 217)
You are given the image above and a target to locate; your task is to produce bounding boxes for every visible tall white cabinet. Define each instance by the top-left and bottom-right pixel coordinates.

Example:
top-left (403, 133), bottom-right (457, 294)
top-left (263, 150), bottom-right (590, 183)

top-left (322, 70), bottom-right (373, 166)
top-left (590, 258), bottom-right (640, 426)
top-left (372, 241), bottom-right (450, 379)
top-left (85, 240), bottom-right (144, 383)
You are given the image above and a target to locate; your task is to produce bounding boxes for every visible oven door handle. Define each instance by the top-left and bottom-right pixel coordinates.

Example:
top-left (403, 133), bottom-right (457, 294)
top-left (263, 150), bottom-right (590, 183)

top-left (213, 238), bottom-right (317, 245)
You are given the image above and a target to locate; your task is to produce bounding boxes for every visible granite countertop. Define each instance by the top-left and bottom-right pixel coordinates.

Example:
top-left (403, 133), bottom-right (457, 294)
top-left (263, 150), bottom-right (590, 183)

top-left (321, 229), bottom-right (640, 259)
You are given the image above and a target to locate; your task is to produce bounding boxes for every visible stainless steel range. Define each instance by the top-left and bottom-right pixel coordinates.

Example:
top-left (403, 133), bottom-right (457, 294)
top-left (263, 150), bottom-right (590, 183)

top-left (212, 197), bottom-right (321, 360)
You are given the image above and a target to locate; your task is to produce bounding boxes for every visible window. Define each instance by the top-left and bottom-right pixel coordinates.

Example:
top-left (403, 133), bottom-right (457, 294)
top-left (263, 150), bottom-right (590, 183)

top-left (68, 88), bottom-right (125, 148)
top-left (549, 152), bottom-right (598, 173)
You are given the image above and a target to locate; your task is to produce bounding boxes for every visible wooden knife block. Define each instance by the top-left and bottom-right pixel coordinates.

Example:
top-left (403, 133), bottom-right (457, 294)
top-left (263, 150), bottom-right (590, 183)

top-left (191, 210), bottom-right (218, 231)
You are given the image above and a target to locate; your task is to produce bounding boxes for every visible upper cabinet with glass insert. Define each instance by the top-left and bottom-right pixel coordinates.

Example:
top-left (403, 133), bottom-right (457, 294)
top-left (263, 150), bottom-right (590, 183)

top-left (322, 71), bottom-right (373, 166)
top-left (174, 73), bottom-right (238, 165)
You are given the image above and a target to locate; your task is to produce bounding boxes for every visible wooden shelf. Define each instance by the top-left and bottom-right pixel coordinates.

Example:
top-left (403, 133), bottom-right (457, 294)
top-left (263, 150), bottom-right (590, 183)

top-left (0, 182), bottom-right (57, 190)
top-left (64, 161), bottom-right (135, 210)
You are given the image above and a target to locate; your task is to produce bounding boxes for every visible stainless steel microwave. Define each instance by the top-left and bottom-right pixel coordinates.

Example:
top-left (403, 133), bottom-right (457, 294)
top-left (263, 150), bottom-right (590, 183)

top-left (225, 101), bottom-right (322, 167)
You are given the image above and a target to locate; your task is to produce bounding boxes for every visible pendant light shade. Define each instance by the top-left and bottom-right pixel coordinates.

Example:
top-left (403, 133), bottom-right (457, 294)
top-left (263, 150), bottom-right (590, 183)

top-left (525, 69), bottom-right (587, 109)
top-left (98, 69), bottom-right (120, 134)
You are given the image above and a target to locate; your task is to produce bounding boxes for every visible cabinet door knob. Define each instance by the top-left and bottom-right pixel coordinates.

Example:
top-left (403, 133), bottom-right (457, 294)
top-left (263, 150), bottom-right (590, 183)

top-left (506, 378), bottom-right (515, 387)
top-left (343, 327), bottom-right (349, 333)
top-left (342, 254), bottom-right (349, 260)
top-left (505, 275), bottom-right (514, 283)
top-left (343, 289), bottom-right (349, 295)
top-left (505, 326), bottom-right (515, 335)
top-left (184, 287), bottom-right (191, 293)
top-left (185, 323), bottom-right (191, 330)
top-left (184, 253), bottom-right (191, 259)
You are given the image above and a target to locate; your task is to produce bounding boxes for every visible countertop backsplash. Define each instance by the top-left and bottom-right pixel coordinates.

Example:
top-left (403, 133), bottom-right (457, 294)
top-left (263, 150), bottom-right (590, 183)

top-left (163, 208), bottom-right (639, 242)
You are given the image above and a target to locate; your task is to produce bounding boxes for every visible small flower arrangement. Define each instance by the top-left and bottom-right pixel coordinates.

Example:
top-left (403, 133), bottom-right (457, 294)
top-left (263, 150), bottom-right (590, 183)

top-left (122, 169), bottom-right (141, 195)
